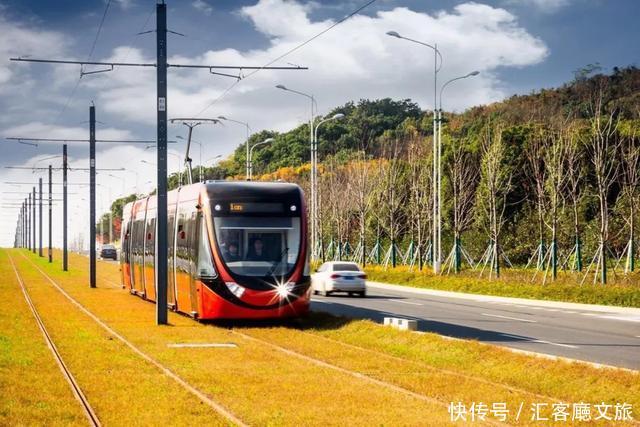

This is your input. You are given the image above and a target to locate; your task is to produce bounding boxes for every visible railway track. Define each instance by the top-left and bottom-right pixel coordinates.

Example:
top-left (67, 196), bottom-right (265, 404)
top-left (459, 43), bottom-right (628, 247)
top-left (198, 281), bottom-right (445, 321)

top-left (7, 252), bottom-right (101, 427)
top-left (231, 328), bottom-right (508, 426)
top-left (15, 251), bottom-right (247, 427)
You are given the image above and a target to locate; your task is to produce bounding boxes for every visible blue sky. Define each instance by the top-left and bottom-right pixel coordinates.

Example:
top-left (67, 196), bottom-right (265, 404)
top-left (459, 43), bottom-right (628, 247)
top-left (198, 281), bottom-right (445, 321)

top-left (0, 0), bottom-right (638, 247)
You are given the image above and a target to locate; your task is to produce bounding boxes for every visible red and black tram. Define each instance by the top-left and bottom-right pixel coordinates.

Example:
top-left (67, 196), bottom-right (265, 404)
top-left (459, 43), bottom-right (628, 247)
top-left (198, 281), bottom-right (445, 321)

top-left (120, 181), bottom-right (311, 320)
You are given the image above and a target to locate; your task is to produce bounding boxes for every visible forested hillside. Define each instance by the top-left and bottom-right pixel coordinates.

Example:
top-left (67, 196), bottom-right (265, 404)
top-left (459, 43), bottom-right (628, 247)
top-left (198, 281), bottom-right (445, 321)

top-left (105, 66), bottom-right (640, 283)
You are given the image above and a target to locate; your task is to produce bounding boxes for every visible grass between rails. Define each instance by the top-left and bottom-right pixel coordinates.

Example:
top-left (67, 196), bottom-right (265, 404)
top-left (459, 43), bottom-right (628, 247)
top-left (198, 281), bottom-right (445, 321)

top-left (6, 250), bottom-right (230, 426)
top-left (0, 250), bottom-right (87, 426)
top-left (11, 249), bottom-right (640, 425)
top-left (15, 250), bottom-right (452, 426)
top-left (241, 314), bottom-right (640, 426)
top-left (364, 265), bottom-right (640, 307)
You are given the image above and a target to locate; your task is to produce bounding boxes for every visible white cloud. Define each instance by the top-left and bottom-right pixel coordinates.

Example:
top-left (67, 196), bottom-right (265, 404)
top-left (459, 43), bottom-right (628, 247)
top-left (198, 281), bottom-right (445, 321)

top-left (0, 0), bottom-right (550, 246)
top-left (192, 0), bottom-right (213, 15)
top-left (0, 15), bottom-right (69, 86)
top-left (82, 0), bottom-right (547, 127)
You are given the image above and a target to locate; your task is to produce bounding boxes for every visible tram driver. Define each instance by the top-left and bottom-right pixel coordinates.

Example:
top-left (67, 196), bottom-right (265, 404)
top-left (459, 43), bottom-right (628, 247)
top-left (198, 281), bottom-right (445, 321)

top-left (222, 241), bottom-right (241, 262)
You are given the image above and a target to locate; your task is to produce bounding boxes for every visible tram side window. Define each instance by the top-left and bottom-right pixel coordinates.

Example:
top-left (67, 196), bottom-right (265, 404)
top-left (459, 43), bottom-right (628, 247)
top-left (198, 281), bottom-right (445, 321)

top-left (145, 214), bottom-right (156, 257)
top-left (176, 201), bottom-right (197, 272)
top-left (121, 216), bottom-right (130, 262)
top-left (131, 219), bottom-right (139, 258)
top-left (197, 216), bottom-right (216, 278)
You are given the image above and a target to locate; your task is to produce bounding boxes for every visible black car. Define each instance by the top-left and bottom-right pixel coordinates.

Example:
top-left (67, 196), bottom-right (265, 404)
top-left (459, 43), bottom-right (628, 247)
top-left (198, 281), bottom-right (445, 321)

top-left (100, 244), bottom-right (117, 260)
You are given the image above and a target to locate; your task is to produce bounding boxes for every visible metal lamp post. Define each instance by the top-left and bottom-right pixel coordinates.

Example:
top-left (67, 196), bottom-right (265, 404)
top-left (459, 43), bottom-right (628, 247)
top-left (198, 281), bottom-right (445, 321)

top-left (313, 113), bottom-right (345, 258)
top-left (248, 138), bottom-right (274, 180)
top-left (276, 84), bottom-right (318, 258)
top-left (439, 71), bottom-right (480, 272)
top-left (217, 116), bottom-right (251, 180)
top-left (387, 30), bottom-right (443, 273)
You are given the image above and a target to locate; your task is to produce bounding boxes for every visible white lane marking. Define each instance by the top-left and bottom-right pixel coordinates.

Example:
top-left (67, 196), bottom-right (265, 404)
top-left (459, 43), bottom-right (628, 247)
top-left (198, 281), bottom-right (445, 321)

top-left (580, 313), bottom-right (599, 316)
top-left (500, 333), bottom-right (579, 349)
top-left (636, 336), bottom-right (640, 338)
top-left (564, 311), bottom-right (577, 314)
top-left (312, 300), bottom-right (333, 304)
top-left (481, 313), bottom-right (537, 323)
top-left (388, 299), bottom-right (423, 306)
top-left (598, 315), bottom-right (640, 323)
top-left (533, 339), bottom-right (578, 349)
top-left (168, 343), bottom-right (237, 348)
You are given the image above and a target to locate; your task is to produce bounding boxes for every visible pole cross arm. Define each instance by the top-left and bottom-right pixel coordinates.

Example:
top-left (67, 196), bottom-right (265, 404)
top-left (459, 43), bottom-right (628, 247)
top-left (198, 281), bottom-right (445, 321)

top-left (4, 166), bottom-right (125, 171)
top-left (6, 137), bottom-right (177, 144)
top-left (10, 57), bottom-right (308, 72)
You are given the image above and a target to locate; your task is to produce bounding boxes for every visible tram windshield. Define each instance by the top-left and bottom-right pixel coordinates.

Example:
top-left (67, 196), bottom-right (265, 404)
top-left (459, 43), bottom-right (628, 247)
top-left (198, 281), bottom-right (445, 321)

top-left (213, 216), bottom-right (301, 277)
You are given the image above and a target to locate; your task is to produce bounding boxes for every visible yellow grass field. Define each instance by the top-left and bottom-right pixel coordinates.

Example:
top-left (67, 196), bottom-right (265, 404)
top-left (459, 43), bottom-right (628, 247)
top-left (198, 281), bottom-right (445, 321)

top-left (1, 248), bottom-right (638, 426)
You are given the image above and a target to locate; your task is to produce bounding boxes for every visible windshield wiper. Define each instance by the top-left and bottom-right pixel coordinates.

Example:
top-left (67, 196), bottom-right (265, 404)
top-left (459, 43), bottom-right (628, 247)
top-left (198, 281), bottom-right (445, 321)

top-left (267, 247), bottom-right (289, 277)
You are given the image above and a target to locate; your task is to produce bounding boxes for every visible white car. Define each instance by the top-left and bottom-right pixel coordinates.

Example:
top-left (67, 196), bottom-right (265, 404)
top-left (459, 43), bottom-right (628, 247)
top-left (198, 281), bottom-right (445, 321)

top-left (311, 261), bottom-right (366, 297)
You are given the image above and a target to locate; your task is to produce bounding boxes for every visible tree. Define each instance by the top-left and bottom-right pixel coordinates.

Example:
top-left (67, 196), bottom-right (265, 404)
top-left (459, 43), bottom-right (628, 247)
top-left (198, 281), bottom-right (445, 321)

top-left (445, 136), bottom-right (478, 272)
top-left (619, 117), bottom-right (640, 273)
top-left (406, 131), bottom-right (432, 270)
top-left (524, 124), bottom-right (548, 270)
top-left (372, 136), bottom-right (407, 268)
top-left (583, 77), bottom-right (621, 284)
top-left (476, 124), bottom-right (513, 278)
top-left (345, 154), bottom-right (378, 266)
top-left (564, 122), bottom-right (585, 271)
top-left (544, 124), bottom-right (570, 281)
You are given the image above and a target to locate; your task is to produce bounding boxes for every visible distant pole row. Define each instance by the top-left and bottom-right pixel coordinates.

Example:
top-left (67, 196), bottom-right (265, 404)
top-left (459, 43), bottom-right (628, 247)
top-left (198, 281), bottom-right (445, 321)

top-left (13, 145), bottom-right (69, 270)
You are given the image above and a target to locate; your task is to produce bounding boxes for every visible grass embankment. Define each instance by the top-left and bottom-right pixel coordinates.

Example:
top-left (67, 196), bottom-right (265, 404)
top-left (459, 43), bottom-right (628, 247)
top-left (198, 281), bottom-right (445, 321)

top-left (2, 250), bottom-right (229, 426)
top-left (0, 250), bottom-right (87, 425)
top-left (5, 249), bottom-right (639, 425)
top-left (364, 265), bottom-right (640, 307)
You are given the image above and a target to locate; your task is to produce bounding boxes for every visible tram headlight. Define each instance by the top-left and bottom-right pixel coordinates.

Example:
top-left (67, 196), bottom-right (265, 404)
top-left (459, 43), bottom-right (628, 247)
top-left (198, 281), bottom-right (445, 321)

top-left (276, 282), bottom-right (295, 299)
top-left (225, 282), bottom-right (245, 298)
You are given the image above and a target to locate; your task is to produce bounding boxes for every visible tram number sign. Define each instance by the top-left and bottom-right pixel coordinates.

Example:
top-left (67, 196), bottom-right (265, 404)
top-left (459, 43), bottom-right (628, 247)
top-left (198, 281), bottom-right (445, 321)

top-left (230, 203), bottom-right (244, 212)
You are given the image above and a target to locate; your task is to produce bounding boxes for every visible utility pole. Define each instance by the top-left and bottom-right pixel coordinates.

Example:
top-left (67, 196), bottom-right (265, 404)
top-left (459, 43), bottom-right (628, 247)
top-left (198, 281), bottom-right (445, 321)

top-left (49, 165), bottom-right (53, 263)
top-left (39, 177), bottom-right (43, 257)
top-left (26, 195), bottom-right (30, 251)
top-left (32, 187), bottom-right (36, 254)
top-left (10, 1), bottom-right (306, 325)
top-left (90, 105), bottom-right (96, 288)
top-left (22, 201), bottom-right (25, 249)
top-left (63, 144), bottom-right (68, 271)
top-left (156, 1), bottom-right (168, 324)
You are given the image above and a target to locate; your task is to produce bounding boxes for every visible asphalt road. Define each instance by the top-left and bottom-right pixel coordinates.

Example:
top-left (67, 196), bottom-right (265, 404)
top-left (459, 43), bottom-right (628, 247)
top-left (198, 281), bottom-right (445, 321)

top-left (311, 283), bottom-right (640, 370)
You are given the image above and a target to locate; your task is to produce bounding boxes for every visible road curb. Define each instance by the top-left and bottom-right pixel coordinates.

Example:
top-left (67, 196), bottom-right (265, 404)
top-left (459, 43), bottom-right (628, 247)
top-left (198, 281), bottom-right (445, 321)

top-left (367, 281), bottom-right (640, 315)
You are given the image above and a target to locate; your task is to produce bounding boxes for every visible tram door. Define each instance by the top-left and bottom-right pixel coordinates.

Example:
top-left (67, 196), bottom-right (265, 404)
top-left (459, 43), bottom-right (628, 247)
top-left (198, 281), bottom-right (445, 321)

top-left (131, 200), bottom-right (147, 296)
top-left (167, 201), bottom-right (177, 308)
top-left (175, 199), bottom-right (198, 316)
top-left (143, 202), bottom-right (156, 301)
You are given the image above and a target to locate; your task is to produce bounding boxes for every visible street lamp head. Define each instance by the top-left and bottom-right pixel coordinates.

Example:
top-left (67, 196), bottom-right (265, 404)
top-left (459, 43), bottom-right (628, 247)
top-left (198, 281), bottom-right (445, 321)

top-left (386, 30), bottom-right (401, 38)
top-left (275, 84), bottom-right (287, 90)
top-left (176, 135), bottom-right (184, 140)
top-left (332, 113), bottom-right (345, 120)
top-left (217, 116), bottom-right (227, 120)
top-left (468, 71), bottom-right (480, 77)
top-left (263, 137), bottom-right (275, 143)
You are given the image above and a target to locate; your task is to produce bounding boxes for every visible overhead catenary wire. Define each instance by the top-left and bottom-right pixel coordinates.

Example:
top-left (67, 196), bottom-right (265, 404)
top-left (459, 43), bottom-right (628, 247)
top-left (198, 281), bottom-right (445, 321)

top-left (193, 0), bottom-right (379, 117)
top-left (54, 0), bottom-right (113, 122)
